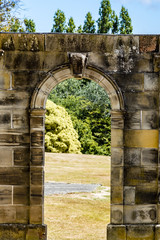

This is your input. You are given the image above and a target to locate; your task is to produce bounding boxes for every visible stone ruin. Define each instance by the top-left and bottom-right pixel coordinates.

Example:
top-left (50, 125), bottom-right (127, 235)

top-left (0, 33), bottom-right (159, 239)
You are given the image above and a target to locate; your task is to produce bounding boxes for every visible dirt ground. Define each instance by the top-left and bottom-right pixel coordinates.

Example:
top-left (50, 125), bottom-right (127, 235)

top-left (44, 153), bottom-right (110, 240)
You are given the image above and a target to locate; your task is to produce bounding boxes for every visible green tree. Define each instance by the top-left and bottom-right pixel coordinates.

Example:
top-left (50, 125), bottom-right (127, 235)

top-left (0, 0), bottom-right (21, 31)
top-left (48, 79), bottom-right (111, 155)
top-left (97, 0), bottom-right (112, 33)
top-left (9, 17), bottom-right (36, 32)
top-left (119, 6), bottom-right (133, 34)
top-left (111, 10), bottom-right (119, 34)
top-left (83, 12), bottom-right (96, 33)
top-left (51, 9), bottom-right (66, 32)
top-left (24, 18), bottom-right (36, 32)
top-left (66, 17), bottom-right (76, 33)
top-left (45, 100), bottom-right (81, 154)
top-left (77, 25), bottom-right (82, 33)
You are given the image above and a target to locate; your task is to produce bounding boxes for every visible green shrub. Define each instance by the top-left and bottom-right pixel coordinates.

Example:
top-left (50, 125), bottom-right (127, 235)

top-left (45, 100), bottom-right (81, 154)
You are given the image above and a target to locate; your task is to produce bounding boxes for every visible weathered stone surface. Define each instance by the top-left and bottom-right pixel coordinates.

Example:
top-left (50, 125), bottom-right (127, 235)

top-left (111, 167), bottom-right (123, 186)
top-left (124, 186), bottom-right (135, 205)
top-left (124, 166), bottom-right (158, 187)
top-left (139, 35), bottom-right (158, 52)
top-left (111, 147), bottom-right (124, 166)
top-left (14, 148), bottom-right (29, 166)
top-left (111, 186), bottom-right (123, 204)
top-left (0, 186), bottom-right (12, 205)
top-left (124, 92), bottom-right (159, 110)
top-left (141, 148), bottom-right (158, 166)
top-left (155, 225), bottom-right (160, 240)
top-left (111, 129), bottom-right (123, 148)
top-left (135, 184), bottom-right (158, 204)
top-left (107, 224), bottom-right (126, 240)
top-left (0, 167), bottom-right (29, 185)
top-left (124, 130), bottom-right (159, 148)
top-left (142, 110), bottom-right (159, 129)
top-left (126, 225), bottom-right (155, 240)
top-left (124, 205), bottom-right (157, 224)
top-left (0, 149), bottom-right (12, 166)
top-left (111, 205), bottom-right (123, 224)
top-left (13, 186), bottom-right (29, 205)
top-left (0, 33), bottom-right (160, 239)
top-left (31, 148), bottom-right (44, 166)
top-left (124, 148), bottom-right (141, 166)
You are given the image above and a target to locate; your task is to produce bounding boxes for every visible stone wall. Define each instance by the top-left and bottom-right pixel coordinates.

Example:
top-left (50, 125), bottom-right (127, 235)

top-left (0, 33), bottom-right (160, 239)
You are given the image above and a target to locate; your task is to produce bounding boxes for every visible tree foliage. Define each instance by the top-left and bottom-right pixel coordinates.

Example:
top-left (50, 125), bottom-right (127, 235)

top-left (0, 0), bottom-right (21, 31)
top-left (66, 17), bottom-right (76, 33)
top-left (48, 79), bottom-right (111, 155)
top-left (97, 0), bottom-right (112, 33)
top-left (111, 10), bottom-right (119, 34)
top-left (9, 17), bottom-right (36, 32)
top-left (51, 9), bottom-right (66, 32)
top-left (45, 100), bottom-right (81, 154)
top-left (83, 12), bottom-right (96, 33)
top-left (119, 6), bottom-right (133, 34)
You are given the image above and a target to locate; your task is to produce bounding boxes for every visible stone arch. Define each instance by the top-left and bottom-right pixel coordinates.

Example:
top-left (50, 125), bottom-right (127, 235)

top-left (29, 63), bottom-right (125, 235)
top-left (30, 64), bottom-right (124, 111)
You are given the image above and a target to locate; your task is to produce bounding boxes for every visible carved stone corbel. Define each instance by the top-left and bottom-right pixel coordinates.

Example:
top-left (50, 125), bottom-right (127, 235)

top-left (68, 52), bottom-right (88, 78)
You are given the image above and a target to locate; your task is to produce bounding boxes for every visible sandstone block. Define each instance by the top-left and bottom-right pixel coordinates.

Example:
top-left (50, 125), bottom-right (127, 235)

top-left (30, 206), bottom-right (43, 224)
top-left (0, 186), bottom-right (12, 205)
top-left (124, 130), bottom-right (159, 148)
top-left (111, 147), bottom-right (124, 166)
top-left (14, 148), bottom-right (29, 166)
top-left (124, 148), bottom-right (141, 166)
top-left (111, 186), bottom-right (123, 204)
top-left (124, 186), bottom-right (135, 205)
top-left (111, 129), bottom-right (123, 148)
top-left (124, 205), bottom-right (157, 224)
top-left (142, 110), bottom-right (159, 129)
top-left (13, 186), bottom-right (29, 205)
top-left (124, 166), bottom-right (158, 187)
top-left (0, 149), bottom-right (12, 166)
top-left (141, 148), bottom-right (158, 166)
top-left (111, 166), bottom-right (123, 186)
top-left (124, 111), bottom-right (141, 130)
top-left (107, 224), bottom-right (126, 240)
top-left (111, 205), bottom-right (123, 224)
top-left (31, 148), bottom-right (44, 166)
top-left (126, 225), bottom-right (155, 240)
top-left (139, 35), bottom-right (158, 53)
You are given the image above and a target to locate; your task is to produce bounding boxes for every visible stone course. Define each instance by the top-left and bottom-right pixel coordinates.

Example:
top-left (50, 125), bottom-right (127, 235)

top-left (0, 33), bottom-right (160, 239)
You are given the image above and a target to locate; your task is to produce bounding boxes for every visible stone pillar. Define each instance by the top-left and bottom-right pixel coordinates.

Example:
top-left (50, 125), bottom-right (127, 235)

top-left (29, 109), bottom-right (47, 240)
top-left (107, 110), bottom-right (126, 239)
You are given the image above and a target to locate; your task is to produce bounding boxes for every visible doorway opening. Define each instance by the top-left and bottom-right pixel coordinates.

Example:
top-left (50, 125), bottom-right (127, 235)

top-left (44, 77), bottom-right (111, 240)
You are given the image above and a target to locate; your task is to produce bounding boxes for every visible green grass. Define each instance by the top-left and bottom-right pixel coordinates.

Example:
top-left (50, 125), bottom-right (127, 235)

top-left (44, 153), bottom-right (110, 240)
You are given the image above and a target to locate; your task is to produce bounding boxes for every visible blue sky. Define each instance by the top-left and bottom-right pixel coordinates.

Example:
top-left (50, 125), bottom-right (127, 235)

top-left (20, 0), bottom-right (160, 34)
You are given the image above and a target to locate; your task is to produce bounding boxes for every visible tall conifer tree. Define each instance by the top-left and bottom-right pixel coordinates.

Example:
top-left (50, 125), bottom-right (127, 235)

top-left (119, 6), bottom-right (133, 34)
top-left (111, 10), bottom-right (119, 34)
top-left (83, 12), bottom-right (96, 33)
top-left (51, 9), bottom-right (66, 32)
top-left (66, 17), bottom-right (76, 33)
top-left (97, 0), bottom-right (112, 33)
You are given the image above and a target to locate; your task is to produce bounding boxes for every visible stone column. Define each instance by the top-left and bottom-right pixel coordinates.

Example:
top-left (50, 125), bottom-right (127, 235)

top-left (107, 110), bottom-right (126, 240)
top-left (29, 109), bottom-right (47, 239)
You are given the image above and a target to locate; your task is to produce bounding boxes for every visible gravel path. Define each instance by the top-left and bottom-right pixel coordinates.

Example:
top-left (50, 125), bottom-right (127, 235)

top-left (45, 182), bottom-right (101, 195)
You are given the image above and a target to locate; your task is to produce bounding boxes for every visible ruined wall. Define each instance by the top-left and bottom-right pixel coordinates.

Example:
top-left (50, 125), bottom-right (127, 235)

top-left (0, 33), bottom-right (159, 239)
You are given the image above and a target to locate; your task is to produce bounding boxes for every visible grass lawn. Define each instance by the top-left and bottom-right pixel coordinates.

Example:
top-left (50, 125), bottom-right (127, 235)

top-left (44, 153), bottom-right (110, 240)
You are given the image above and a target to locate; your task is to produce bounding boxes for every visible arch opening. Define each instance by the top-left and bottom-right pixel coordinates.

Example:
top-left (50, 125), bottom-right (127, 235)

top-left (30, 65), bottom-right (124, 239)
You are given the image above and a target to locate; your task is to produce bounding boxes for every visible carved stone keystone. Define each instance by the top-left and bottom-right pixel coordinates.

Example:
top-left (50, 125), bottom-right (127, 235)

top-left (68, 52), bottom-right (88, 78)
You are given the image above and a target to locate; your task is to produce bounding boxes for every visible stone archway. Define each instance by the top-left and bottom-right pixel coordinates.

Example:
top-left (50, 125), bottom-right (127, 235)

top-left (30, 60), bottom-right (124, 239)
top-left (0, 33), bottom-right (160, 240)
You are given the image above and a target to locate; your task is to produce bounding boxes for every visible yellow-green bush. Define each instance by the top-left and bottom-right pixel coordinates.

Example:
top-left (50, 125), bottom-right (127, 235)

top-left (45, 100), bottom-right (81, 154)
